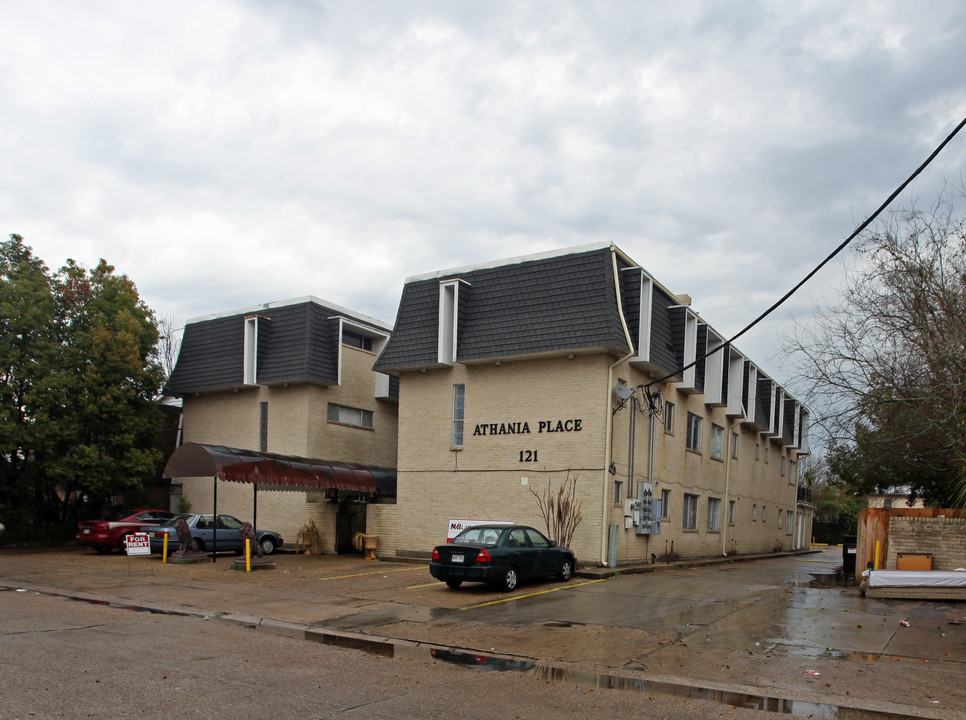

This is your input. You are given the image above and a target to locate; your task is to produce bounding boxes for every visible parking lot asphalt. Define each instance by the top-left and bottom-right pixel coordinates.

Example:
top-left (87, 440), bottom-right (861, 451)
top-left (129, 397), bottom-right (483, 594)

top-left (2, 545), bottom-right (965, 719)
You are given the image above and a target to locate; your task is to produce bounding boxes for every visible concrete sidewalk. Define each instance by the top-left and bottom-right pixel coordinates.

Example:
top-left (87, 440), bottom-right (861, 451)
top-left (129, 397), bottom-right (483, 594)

top-left (2, 546), bottom-right (964, 719)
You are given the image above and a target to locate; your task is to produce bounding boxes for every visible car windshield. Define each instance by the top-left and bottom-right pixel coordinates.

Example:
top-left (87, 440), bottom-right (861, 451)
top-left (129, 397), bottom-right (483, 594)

top-left (157, 514), bottom-right (194, 528)
top-left (454, 527), bottom-right (503, 546)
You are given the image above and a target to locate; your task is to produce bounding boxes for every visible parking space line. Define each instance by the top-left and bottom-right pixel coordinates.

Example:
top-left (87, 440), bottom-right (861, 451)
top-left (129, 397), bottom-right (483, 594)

top-left (407, 581), bottom-right (442, 588)
top-left (320, 566), bottom-right (423, 580)
top-left (459, 578), bottom-right (608, 610)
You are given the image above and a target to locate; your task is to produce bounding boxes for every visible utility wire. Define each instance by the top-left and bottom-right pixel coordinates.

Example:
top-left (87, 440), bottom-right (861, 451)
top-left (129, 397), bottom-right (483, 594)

top-left (643, 114), bottom-right (966, 396)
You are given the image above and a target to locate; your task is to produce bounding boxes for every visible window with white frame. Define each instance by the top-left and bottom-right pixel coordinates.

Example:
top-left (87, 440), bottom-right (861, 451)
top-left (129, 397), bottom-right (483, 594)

top-left (686, 412), bottom-right (702, 452)
top-left (327, 403), bottom-right (373, 428)
top-left (710, 424), bottom-right (724, 460)
top-left (785, 510), bottom-right (794, 534)
top-left (243, 316), bottom-right (258, 385)
top-left (613, 480), bottom-right (623, 504)
top-left (452, 384), bottom-right (465, 447)
top-left (664, 401), bottom-right (675, 434)
top-left (728, 500), bottom-right (736, 525)
top-left (789, 459), bottom-right (798, 484)
top-left (683, 493), bottom-right (698, 530)
top-left (707, 497), bottom-right (721, 531)
top-left (660, 488), bottom-right (670, 519)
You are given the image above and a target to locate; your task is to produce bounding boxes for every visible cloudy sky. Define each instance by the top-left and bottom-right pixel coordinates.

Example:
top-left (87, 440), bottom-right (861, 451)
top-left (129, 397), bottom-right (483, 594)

top-left (3, 1), bottom-right (965, 382)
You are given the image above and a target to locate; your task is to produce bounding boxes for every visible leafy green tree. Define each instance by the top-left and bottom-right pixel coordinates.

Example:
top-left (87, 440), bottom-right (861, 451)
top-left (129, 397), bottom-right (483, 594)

top-left (0, 235), bottom-right (164, 541)
top-left (785, 190), bottom-right (966, 507)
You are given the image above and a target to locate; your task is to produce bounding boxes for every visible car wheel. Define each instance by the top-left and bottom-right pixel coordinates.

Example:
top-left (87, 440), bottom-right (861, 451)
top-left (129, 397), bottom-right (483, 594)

top-left (557, 558), bottom-right (573, 582)
top-left (93, 545), bottom-right (111, 555)
top-left (117, 535), bottom-right (132, 553)
top-left (259, 536), bottom-right (276, 555)
top-left (501, 566), bottom-right (519, 592)
top-left (194, 538), bottom-right (206, 552)
top-left (445, 579), bottom-right (463, 589)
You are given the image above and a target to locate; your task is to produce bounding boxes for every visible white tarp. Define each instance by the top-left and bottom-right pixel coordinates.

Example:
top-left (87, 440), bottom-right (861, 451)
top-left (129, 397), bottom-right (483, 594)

top-left (866, 569), bottom-right (966, 588)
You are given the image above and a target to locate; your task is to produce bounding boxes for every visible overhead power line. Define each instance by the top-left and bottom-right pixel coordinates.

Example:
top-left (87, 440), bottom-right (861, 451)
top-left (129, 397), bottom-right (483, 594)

top-left (643, 114), bottom-right (966, 397)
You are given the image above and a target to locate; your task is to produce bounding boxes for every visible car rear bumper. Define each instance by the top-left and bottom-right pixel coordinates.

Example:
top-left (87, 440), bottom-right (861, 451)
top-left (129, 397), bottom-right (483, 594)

top-left (75, 532), bottom-right (114, 546)
top-left (429, 561), bottom-right (505, 583)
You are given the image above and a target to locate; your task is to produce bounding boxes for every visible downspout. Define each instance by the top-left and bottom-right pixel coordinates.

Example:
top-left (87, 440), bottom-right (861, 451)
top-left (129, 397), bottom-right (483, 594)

top-left (721, 410), bottom-right (745, 557)
top-left (602, 246), bottom-right (636, 567)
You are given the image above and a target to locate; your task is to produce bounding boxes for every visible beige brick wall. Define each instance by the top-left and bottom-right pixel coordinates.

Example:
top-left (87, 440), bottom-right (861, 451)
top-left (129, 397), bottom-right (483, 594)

top-left (887, 517), bottom-right (966, 570)
top-left (176, 343), bottom-right (397, 552)
top-left (392, 355), bottom-right (809, 566)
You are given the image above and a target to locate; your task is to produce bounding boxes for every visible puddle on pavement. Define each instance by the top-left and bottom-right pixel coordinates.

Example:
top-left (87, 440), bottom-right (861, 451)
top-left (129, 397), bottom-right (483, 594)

top-left (395, 643), bottom-right (909, 718)
top-left (787, 645), bottom-right (934, 664)
top-left (807, 570), bottom-right (856, 589)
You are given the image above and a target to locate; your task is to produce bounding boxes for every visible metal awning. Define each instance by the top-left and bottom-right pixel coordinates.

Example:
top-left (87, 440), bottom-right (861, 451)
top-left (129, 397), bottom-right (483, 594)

top-left (163, 442), bottom-right (394, 495)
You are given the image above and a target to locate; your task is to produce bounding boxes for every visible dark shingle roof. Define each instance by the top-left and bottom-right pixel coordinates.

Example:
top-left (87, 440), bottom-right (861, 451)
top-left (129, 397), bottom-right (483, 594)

top-left (374, 246), bottom-right (631, 372)
top-left (166, 298), bottom-right (388, 395)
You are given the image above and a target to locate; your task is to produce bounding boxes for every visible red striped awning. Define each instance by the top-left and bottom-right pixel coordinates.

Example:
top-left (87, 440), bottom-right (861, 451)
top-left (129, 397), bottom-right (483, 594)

top-left (162, 443), bottom-right (393, 494)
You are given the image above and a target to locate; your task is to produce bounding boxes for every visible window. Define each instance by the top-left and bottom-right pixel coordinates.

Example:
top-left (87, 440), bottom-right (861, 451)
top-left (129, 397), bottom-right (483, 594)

top-left (710, 424), bottom-right (724, 460)
top-left (765, 447), bottom-right (770, 464)
top-left (731, 432), bottom-right (739, 459)
top-left (259, 402), bottom-right (268, 452)
top-left (342, 329), bottom-right (373, 351)
top-left (707, 497), bottom-right (721, 531)
top-left (781, 456), bottom-right (786, 477)
top-left (728, 500), bottom-right (736, 525)
top-left (686, 412), bottom-right (702, 452)
top-left (660, 488), bottom-right (670, 519)
top-left (789, 460), bottom-right (798, 484)
top-left (755, 443), bottom-right (760, 460)
top-left (778, 509), bottom-right (784, 528)
top-left (752, 504), bottom-right (758, 521)
top-left (327, 403), bottom-right (373, 428)
top-left (243, 316), bottom-right (258, 385)
top-left (613, 480), bottom-right (623, 504)
top-left (664, 402), bottom-right (675, 433)
top-left (785, 510), bottom-right (794, 535)
top-left (762, 506), bottom-right (767, 523)
top-left (683, 493), bottom-right (698, 530)
top-left (452, 384), bottom-right (465, 447)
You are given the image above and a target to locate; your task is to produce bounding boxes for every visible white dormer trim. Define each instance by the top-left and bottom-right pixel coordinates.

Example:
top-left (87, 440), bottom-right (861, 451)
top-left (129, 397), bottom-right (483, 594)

top-left (438, 279), bottom-right (469, 365)
top-left (243, 316), bottom-right (258, 386)
top-left (704, 328), bottom-right (725, 406)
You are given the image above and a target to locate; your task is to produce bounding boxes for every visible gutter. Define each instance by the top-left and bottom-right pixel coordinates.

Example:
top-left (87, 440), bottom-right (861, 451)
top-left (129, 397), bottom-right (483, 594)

top-left (601, 246), bottom-right (636, 567)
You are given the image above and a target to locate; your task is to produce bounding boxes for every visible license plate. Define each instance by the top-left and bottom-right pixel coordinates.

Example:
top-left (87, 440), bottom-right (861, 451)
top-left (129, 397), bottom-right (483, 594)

top-left (451, 553), bottom-right (464, 563)
top-left (82, 528), bottom-right (90, 534)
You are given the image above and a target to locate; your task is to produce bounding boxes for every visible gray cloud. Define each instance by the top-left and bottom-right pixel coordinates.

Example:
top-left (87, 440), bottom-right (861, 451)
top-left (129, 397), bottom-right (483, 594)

top-left (2, 0), bottom-right (965, 383)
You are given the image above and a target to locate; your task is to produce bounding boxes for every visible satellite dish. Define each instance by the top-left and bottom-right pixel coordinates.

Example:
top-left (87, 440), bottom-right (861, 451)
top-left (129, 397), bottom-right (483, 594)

top-left (614, 383), bottom-right (634, 401)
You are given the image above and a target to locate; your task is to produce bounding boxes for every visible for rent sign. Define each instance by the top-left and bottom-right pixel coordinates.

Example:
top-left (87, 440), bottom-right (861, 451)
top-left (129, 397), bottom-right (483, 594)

top-left (446, 519), bottom-right (514, 542)
top-left (124, 532), bottom-right (151, 556)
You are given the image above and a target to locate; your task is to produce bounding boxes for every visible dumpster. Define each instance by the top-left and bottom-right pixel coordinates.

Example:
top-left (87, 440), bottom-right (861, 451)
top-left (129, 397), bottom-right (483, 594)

top-left (842, 534), bottom-right (857, 574)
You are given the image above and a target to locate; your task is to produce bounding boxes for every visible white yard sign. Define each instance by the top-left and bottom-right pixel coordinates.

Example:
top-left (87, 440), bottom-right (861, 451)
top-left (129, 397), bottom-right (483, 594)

top-left (446, 519), bottom-right (513, 542)
top-left (124, 532), bottom-right (151, 556)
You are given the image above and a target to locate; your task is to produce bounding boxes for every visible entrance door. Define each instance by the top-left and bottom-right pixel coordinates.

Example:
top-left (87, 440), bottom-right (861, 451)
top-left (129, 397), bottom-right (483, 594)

top-left (336, 501), bottom-right (367, 554)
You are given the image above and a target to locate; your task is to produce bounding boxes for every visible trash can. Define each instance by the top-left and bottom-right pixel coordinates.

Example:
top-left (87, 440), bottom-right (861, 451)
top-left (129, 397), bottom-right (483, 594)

top-left (842, 535), bottom-right (857, 575)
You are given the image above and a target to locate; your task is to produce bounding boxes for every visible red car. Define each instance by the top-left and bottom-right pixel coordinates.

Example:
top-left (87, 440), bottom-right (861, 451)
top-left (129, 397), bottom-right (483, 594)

top-left (76, 509), bottom-right (175, 554)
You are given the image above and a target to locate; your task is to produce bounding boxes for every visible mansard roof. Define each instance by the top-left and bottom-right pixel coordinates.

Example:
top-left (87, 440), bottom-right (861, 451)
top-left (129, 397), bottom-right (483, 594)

top-left (166, 296), bottom-right (391, 396)
top-left (373, 244), bottom-right (633, 372)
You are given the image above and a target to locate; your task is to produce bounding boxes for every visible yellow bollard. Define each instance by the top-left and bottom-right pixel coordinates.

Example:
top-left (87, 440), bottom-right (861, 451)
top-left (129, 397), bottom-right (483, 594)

top-left (874, 540), bottom-right (881, 570)
top-left (162, 533), bottom-right (168, 563)
top-left (245, 538), bottom-right (251, 572)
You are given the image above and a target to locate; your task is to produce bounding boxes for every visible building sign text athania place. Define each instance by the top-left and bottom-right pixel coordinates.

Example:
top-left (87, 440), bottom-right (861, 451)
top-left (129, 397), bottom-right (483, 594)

top-left (471, 418), bottom-right (582, 436)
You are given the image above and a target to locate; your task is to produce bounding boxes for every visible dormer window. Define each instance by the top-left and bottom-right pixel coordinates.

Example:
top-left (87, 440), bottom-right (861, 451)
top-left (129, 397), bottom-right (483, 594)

top-left (243, 316), bottom-right (258, 385)
top-left (438, 279), bottom-right (467, 365)
top-left (342, 329), bottom-right (373, 351)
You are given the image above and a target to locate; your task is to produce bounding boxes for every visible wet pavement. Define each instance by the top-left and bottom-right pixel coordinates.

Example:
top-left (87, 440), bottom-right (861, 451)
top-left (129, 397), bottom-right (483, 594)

top-left (1, 546), bottom-right (964, 718)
